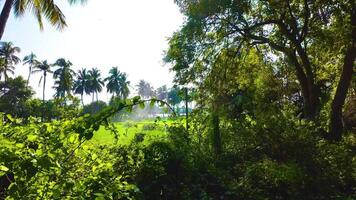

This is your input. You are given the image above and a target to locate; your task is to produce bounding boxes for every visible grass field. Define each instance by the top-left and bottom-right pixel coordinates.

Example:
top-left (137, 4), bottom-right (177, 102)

top-left (91, 118), bottom-right (180, 146)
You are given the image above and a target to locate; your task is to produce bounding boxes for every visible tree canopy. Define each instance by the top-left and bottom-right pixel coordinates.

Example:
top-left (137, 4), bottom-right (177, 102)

top-left (166, 0), bottom-right (355, 140)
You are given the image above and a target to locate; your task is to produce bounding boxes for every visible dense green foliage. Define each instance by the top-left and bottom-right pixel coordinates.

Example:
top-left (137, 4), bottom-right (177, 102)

top-left (83, 101), bottom-right (108, 116)
top-left (1, 104), bottom-right (355, 199)
top-left (0, 0), bottom-right (355, 199)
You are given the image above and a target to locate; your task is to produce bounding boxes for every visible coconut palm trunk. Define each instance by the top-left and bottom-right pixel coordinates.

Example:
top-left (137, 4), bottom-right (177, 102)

top-left (0, 0), bottom-right (14, 40)
top-left (27, 66), bottom-right (31, 86)
top-left (4, 72), bottom-right (8, 84)
top-left (43, 72), bottom-right (46, 103)
top-left (81, 94), bottom-right (84, 106)
top-left (41, 72), bottom-right (47, 121)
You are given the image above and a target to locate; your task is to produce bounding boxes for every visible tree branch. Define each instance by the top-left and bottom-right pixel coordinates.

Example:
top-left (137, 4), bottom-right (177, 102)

top-left (300, 0), bottom-right (310, 41)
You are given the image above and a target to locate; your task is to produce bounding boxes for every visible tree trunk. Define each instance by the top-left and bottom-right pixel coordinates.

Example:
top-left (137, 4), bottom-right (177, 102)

top-left (92, 92), bottom-right (94, 103)
top-left (43, 74), bottom-right (46, 103)
top-left (42, 73), bottom-right (46, 121)
top-left (96, 92), bottom-right (98, 102)
top-left (0, 0), bottom-right (14, 40)
top-left (288, 51), bottom-right (319, 119)
top-left (296, 47), bottom-right (320, 119)
top-left (278, 17), bottom-right (320, 120)
top-left (81, 94), bottom-right (84, 107)
top-left (185, 88), bottom-right (189, 131)
top-left (27, 66), bottom-right (31, 86)
top-left (4, 72), bottom-right (7, 84)
top-left (329, 6), bottom-right (356, 141)
top-left (212, 112), bottom-right (221, 155)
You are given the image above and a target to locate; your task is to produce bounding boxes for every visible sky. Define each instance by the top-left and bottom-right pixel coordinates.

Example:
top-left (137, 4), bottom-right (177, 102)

top-left (2, 0), bottom-right (184, 103)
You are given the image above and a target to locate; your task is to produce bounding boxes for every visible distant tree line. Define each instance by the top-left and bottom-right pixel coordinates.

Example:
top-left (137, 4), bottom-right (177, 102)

top-left (0, 41), bottom-right (191, 120)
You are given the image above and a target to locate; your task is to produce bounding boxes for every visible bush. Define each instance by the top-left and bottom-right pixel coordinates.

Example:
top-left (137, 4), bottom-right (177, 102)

top-left (0, 107), bottom-right (354, 199)
top-left (141, 123), bottom-right (156, 131)
top-left (82, 101), bottom-right (107, 115)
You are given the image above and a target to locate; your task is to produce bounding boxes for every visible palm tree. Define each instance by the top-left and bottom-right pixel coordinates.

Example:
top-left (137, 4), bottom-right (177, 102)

top-left (88, 68), bottom-right (104, 102)
top-left (0, 0), bottom-right (87, 39)
top-left (105, 67), bottom-right (130, 99)
top-left (73, 68), bottom-right (90, 106)
top-left (118, 73), bottom-right (130, 99)
top-left (156, 85), bottom-right (168, 101)
top-left (23, 53), bottom-right (39, 86)
top-left (136, 80), bottom-right (154, 99)
top-left (53, 58), bottom-right (75, 99)
top-left (32, 60), bottom-right (53, 103)
top-left (0, 42), bottom-right (20, 82)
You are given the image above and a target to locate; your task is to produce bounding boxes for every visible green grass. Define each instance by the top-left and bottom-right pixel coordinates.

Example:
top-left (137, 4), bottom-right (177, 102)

top-left (91, 118), bottom-right (179, 146)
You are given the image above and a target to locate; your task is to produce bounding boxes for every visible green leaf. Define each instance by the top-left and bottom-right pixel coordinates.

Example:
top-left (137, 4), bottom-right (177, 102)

top-left (139, 102), bottom-right (145, 109)
top-left (46, 124), bottom-right (53, 132)
top-left (159, 101), bottom-right (165, 107)
top-left (27, 134), bottom-right (38, 142)
top-left (0, 165), bottom-right (9, 172)
top-left (94, 193), bottom-right (104, 196)
top-left (132, 96), bottom-right (141, 104)
top-left (36, 149), bottom-right (43, 156)
top-left (94, 193), bottom-right (105, 200)
top-left (16, 143), bottom-right (25, 148)
top-left (69, 135), bottom-right (76, 143)
top-left (150, 99), bottom-right (156, 107)
top-left (6, 114), bottom-right (14, 122)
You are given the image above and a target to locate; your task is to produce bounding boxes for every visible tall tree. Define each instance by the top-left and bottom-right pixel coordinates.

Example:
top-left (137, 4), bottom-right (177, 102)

top-left (156, 85), bottom-right (168, 101)
top-left (0, 0), bottom-right (87, 39)
top-left (105, 67), bottom-right (130, 99)
top-left (329, 5), bottom-right (356, 140)
top-left (0, 42), bottom-right (20, 82)
top-left (136, 80), bottom-right (154, 99)
top-left (167, 86), bottom-right (182, 111)
top-left (88, 68), bottom-right (104, 102)
top-left (23, 52), bottom-right (39, 86)
top-left (32, 60), bottom-right (53, 103)
top-left (117, 72), bottom-right (130, 100)
top-left (0, 76), bottom-right (33, 117)
top-left (53, 58), bottom-right (75, 99)
top-left (73, 68), bottom-right (90, 106)
top-left (169, 0), bottom-right (355, 140)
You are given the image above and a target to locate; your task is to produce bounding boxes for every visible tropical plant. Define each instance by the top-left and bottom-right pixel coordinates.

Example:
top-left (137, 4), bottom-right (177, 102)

top-left (0, 76), bottom-right (33, 117)
top-left (167, 86), bottom-right (182, 112)
top-left (23, 52), bottom-right (39, 85)
top-left (88, 68), bottom-right (104, 102)
top-left (73, 68), bottom-right (90, 106)
top-left (117, 72), bottom-right (130, 99)
top-left (82, 100), bottom-right (107, 115)
top-left (53, 58), bottom-right (75, 99)
top-left (32, 60), bottom-right (53, 103)
top-left (105, 67), bottom-right (130, 99)
top-left (0, 42), bottom-right (20, 82)
top-left (0, 0), bottom-right (88, 39)
top-left (156, 85), bottom-right (168, 101)
top-left (136, 80), bottom-right (154, 99)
